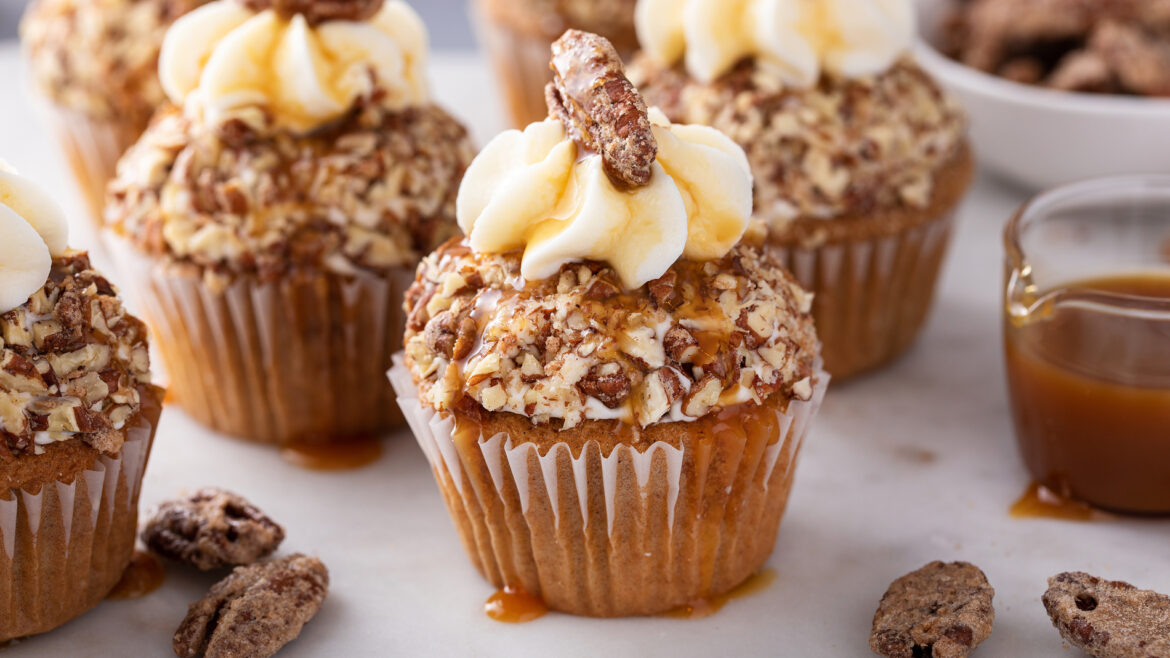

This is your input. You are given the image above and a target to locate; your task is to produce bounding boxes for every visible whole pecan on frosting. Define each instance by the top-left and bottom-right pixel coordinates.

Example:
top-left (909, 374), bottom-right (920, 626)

top-left (546, 30), bottom-right (658, 189)
top-left (239, 0), bottom-right (384, 25)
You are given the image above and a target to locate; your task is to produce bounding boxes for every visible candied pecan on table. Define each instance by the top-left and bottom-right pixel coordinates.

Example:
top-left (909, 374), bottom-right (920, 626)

top-left (174, 554), bottom-right (329, 658)
top-left (1043, 571), bottom-right (1170, 658)
top-left (142, 488), bottom-right (285, 570)
top-left (870, 561), bottom-right (995, 658)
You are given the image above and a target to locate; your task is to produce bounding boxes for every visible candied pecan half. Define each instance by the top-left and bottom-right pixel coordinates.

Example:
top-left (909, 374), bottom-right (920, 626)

top-left (174, 554), bottom-right (329, 658)
top-left (239, 0), bottom-right (384, 25)
top-left (547, 30), bottom-right (657, 189)
top-left (1043, 572), bottom-right (1170, 658)
top-left (870, 561), bottom-right (995, 658)
top-left (142, 488), bottom-right (285, 571)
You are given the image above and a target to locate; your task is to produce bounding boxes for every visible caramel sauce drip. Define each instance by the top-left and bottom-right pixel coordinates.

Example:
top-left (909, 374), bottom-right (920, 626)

top-left (280, 436), bottom-right (384, 471)
top-left (1010, 483), bottom-right (1104, 522)
top-left (660, 569), bottom-right (778, 619)
top-left (484, 586), bottom-right (549, 623)
top-left (107, 551), bottom-right (166, 600)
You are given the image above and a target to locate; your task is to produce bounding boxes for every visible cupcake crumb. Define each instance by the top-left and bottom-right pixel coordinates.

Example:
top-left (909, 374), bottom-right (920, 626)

top-left (869, 561), bottom-right (995, 658)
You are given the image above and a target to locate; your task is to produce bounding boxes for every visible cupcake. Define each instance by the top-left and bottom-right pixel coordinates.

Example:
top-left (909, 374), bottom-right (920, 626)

top-left (473, 0), bottom-right (638, 127)
top-left (0, 163), bottom-right (162, 640)
top-left (629, 0), bottom-right (973, 379)
top-left (20, 0), bottom-right (208, 228)
top-left (389, 31), bottom-right (827, 617)
top-left (104, 0), bottom-right (476, 444)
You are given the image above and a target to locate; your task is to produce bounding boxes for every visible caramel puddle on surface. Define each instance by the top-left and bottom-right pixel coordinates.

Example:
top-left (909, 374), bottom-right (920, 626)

top-left (280, 436), bottom-right (384, 471)
top-left (1011, 482), bottom-right (1110, 522)
top-left (107, 551), bottom-right (166, 600)
top-left (660, 568), bottom-right (778, 619)
top-left (484, 586), bottom-right (548, 624)
top-left (162, 388), bottom-right (177, 406)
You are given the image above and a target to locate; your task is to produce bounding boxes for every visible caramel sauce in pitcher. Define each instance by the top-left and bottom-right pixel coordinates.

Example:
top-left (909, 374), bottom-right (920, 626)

top-left (1006, 273), bottom-right (1170, 514)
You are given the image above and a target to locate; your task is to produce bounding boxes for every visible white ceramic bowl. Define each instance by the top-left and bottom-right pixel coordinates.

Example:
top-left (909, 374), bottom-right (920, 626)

top-left (915, 0), bottom-right (1170, 191)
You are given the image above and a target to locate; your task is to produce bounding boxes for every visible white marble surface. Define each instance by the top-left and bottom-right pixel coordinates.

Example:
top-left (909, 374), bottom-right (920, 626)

top-left (0, 44), bottom-right (1166, 657)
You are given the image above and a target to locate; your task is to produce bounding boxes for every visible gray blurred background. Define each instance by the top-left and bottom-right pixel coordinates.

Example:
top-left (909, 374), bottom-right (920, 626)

top-left (0, 0), bottom-right (477, 48)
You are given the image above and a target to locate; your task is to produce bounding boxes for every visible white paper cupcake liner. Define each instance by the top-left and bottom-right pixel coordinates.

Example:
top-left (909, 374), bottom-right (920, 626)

top-left (389, 355), bottom-right (828, 616)
top-left (108, 235), bottom-right (414, 444)
top-left (0, 416), bottom-right (155, 641)
top-left (768, 210), bottom-right (956, 379)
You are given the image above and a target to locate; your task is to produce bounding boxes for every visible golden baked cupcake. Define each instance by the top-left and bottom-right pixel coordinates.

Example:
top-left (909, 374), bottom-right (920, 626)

top-left (103, 0), bottom-right (475, 444)
top-left (474, 0), bottom-right (638, 127)
top-left (20, 0), bottom-right (208, 227)
top-left (629, 0), bottom-right (973, 379)
top-left (389, 31), bottom-right (827, 617)
top-left (0, 163), bottom-right (163, 640)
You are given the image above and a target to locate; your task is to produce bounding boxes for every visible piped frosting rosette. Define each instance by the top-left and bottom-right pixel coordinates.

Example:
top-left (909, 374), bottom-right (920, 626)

top-left (636, 0), bottom-right (915, 86)
top-left (159, 0), bottom-right (429, 132)
top-left (390, 32), bottom-right (827, 616)
top-left (0, 160), bottom-right (69, 313)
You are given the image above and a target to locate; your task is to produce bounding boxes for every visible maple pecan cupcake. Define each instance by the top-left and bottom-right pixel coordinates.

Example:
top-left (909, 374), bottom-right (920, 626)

top-left (629, 0), bottom-right (973, 379)
top-left (389, 32), bottom-right (827, 617)
top-left (0, 164), bottom-right (162, 640)
top-left (20, 0), bottom-right (208, 228)
top-left (104, 0), bottom-right (475, 444)
top-left (474, 0), bottom-right (639, 127)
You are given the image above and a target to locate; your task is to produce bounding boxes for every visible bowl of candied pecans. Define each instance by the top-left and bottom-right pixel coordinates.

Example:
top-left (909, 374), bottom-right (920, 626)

top-left (915, 0), bottom-right (1170, 191)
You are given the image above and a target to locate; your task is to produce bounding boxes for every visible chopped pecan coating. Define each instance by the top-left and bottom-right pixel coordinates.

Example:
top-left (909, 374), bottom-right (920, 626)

top-left (106, 99), bottom-right (474, 281)
top-left (21, 0), bottom-right (209, 121)
top-left (143, 488), bottom-right (285, 570)
top-left (174, 554), bottom-right (329, 658)
top-left (240, 0), bottom-right (384, 25)
top-left (0, 253), bottom-right (152, 459)
top-left (403, 239), bottom-right (820, 429)
top-left (630, 57), bottom-right (966, 229)
top-left (870, 561), bottom-right (995, 658)
top-left (548, 30), bottom-right (656, 189)
top-left (1043, 571), bottom-right (1170, 658)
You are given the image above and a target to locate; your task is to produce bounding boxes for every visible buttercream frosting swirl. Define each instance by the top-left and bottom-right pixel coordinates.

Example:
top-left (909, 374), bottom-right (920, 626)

top-left (456, 109), bottom-right (753, 289)
top-left (159, 0), bottom-right (429, 133)
top-left (0, 161), bottom-right (70, 313)
top-left (635, 0), bottom-right (915, 86)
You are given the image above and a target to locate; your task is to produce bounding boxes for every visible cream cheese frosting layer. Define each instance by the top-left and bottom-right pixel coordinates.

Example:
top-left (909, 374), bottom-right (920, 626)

top-left (0, 161), bottom-right (70, 313)
top-left (635, 0), bottom-right (915, 86)
top-left (159, 0), bottom-right (430, 133)
top-left (456, 109), bottom-right (753, 289)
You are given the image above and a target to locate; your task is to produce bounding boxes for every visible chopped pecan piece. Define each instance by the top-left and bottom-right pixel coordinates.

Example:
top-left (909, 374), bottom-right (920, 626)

top-left (174, 554), bottom-right (329, 658)
top-left (547, 30), bottom-right (657, 189)
top-left (870, 561), bottom-right (995, 658)
top-left (647, 271), bottom-right (680, 310)
top-left (577, 363), bottom-right (631, 408)
top-left (682, 375), bottom-right (721, 418)
top-left (240, 0), bottom-right (384, 26)
top-left (1043, 571), bottom-right (1170, 658)
top-left (663, 325), bottom-right (699, 363)
top-left (143, 488), bottom-right (285, 571)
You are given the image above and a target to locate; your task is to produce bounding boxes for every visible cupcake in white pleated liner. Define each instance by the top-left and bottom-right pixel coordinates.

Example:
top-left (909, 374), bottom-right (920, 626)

top-left (390, 30), bottom-right (828, 617)
top-left (629, 0), bottom-right (973, 379)
top-left (0, 164), bottom-right (163, 640)
top-left (103, 0), bottom-right (475, 444)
